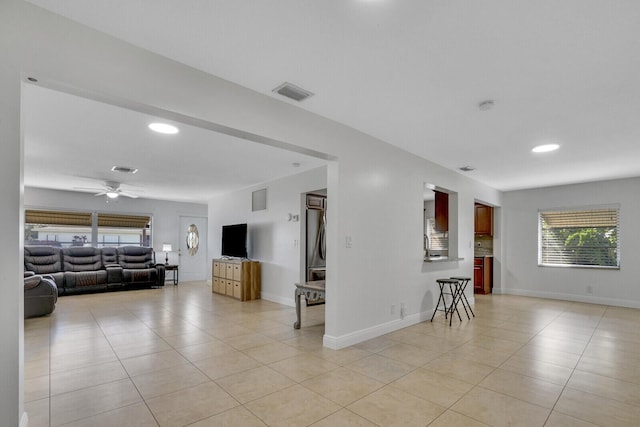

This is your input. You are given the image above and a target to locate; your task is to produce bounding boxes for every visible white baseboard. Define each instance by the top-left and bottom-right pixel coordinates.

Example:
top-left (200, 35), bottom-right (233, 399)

top-left (496, 288), bottom-right (640, 309)
top-left (323, 310), bottom-right (434, 350)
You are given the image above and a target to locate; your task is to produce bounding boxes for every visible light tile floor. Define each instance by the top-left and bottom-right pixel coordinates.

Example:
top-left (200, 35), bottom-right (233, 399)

top-left (24, 282), bottom-right (640, 426)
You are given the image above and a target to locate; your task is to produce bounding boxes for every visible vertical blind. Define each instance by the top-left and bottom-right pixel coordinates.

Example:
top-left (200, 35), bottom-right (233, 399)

top-left (538, 207), bottom-right (620, 268)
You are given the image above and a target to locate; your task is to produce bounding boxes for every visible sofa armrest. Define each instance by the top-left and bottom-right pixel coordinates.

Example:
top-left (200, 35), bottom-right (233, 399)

top-left (24, 275), bottom-right (57, 318)
top-left (24, 274), bottom-right (42, 290)
top-left (24, 275), bottom-right (57, 299)
top-left (105, 264), bottom-right (123, 284)
top-left (155, 264), bottom-right (165, 286)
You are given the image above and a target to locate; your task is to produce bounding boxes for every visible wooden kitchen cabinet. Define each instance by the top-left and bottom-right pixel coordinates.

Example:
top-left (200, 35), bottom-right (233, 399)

top-left (212, 259), bottom-right (261, 301)
top-left (435, 191), bottom-right (449, 232)
top-left (475, 203), bottom-right (493, 236)
top-left (474, 256), bottom-right (493, 294)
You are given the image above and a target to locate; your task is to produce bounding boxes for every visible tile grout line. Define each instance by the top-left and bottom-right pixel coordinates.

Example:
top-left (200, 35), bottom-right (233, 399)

top-left (540, 302), bottom-right (607, 426)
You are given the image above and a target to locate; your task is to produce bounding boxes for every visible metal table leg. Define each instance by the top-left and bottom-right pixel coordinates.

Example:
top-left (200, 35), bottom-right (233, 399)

top-left (294, 288), bottom-right (302, 329)
top-left (451, 276), bottom-right (475, 318)
top-left (431, 281), bottom-right (449, 322)
top-left (447, 281), bottom-right (463, 326)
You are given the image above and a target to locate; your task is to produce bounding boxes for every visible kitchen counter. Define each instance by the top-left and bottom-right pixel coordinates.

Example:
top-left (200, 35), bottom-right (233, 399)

top-left (424, 256), bottom-right (464, 263)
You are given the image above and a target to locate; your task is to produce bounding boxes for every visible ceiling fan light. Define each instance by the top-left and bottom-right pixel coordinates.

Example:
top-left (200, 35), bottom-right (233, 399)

top-left (106, 191), bottom-right (119, 199)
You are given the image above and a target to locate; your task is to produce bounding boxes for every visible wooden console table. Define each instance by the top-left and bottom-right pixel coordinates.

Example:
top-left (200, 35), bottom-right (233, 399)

top-left (294, 280), bottom-right (325, 329)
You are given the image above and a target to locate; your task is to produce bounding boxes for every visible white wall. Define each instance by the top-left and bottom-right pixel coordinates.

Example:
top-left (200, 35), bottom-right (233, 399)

top-left (0, 3), bottom-right (505, 422)
top-left (208, 166), bottom-right (327, 305)
top-left (501, 177), bottom-right (640, 308)
top-left (0, 48), bottom-right (24, 427)
top-left (25, 187), bottom-right (208, 269)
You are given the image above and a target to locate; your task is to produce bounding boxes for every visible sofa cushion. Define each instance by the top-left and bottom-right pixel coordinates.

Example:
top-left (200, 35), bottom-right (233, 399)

top-left (63, 270), bottom-right (108, 289)
top-left (116, 246), bottom-right (155, 269)
top-left (121, 268), bottom-right (158, 284)
top-left (62, 247), bottom-right (103, 271)
top-left (24, 245), bottom-right (62, 274)
top-left (101, 247), bottom-right (118, 266)
top-left (24, 246), bottom-right (65, 289)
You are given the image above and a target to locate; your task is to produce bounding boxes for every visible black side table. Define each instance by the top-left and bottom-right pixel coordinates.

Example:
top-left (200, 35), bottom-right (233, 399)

top-left (165, 264), bottom-right (179, 285)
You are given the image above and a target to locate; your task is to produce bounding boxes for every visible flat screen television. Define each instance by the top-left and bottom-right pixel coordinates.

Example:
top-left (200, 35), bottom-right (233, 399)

top-left (221, 223), bottom-right (248, 258)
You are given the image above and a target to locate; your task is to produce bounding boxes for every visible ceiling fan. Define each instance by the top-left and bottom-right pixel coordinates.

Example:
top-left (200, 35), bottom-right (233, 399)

top-left (74, 181), bottom-right (140, 199)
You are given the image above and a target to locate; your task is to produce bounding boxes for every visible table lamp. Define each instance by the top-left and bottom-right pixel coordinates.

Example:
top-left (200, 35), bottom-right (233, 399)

top-left (162, 243), bottom-right (172, 265)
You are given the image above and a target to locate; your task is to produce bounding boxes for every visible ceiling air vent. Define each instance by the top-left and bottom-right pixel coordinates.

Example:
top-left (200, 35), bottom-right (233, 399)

top-left (111, 166), bottom-right (138, 174)
top-left (272, 82), bottom-right (314, 102)
top-left (459, 166), bottom-right (475, 172)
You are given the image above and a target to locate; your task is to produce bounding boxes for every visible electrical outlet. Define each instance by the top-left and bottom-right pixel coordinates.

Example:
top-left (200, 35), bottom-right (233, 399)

top-left (391, 304), bottom-right (395, 315)
top-left (586, 285), bottom-right (593, 295)
top-left (400, 303), bottom-right (406, 319)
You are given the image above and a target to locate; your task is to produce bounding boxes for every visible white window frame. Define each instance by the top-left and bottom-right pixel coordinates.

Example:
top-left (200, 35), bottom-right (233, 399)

top-left (538, 205), bottom-right (620, 269)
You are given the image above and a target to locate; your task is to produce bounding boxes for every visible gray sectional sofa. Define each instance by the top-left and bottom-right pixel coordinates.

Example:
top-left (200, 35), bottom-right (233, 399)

top-left (24, 245), bottom-right (166, 295)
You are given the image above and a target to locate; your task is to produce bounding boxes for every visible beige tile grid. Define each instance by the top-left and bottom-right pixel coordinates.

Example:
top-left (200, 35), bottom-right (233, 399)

top-left (24, 282), bottom-right (640, 426)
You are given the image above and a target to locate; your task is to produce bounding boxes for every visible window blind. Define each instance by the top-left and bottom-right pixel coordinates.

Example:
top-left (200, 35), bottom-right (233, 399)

top-left (25, 210), bottom-right (92, 226)
top-left (538, 207), bottom-right (620, 268)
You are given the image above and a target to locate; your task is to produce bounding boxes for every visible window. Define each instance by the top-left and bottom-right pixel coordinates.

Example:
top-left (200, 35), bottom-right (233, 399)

top-left (538, 206), bottom-right (620, 269)
top-left (425, 218), bottom-right (448, 254)
top-left (25, 209), bottom-right (151, 248)
top-left (97, 213), bottom-right (152, 247)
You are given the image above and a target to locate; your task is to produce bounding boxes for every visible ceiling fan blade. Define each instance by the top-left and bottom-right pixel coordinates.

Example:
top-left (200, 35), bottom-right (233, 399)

top-left (119, 191), bottom-right (139, 199)
top-left (94, 191), bottom-right (108, 196)
top-left (73, 186), bottom-right (105, 191)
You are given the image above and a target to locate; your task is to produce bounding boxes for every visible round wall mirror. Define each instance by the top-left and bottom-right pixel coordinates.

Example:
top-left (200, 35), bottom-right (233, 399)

top-left (186, 224), bottom-right (199, 256)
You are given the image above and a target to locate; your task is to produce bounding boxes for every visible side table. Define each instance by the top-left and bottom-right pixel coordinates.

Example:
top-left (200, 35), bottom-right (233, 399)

top-left (165, 264), bottom-right (179, 285)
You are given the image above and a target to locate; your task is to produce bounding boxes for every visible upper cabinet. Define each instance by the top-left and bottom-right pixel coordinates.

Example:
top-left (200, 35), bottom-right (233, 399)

top-left (434, 191), bottom-right (449, 232)
top-left (475, 203), bottom-right (493, 236)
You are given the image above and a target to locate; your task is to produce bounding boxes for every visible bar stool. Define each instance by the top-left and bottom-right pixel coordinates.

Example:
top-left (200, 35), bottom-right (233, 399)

top-left (450, 276), bottom-right (475, 319)
top-left (431, 278), bottom-right (462, 326)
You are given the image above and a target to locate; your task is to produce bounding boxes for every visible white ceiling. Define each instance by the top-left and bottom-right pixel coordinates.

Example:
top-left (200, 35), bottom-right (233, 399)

top-left (23, 0), bottom-right (640, 199)
top-left (23, 85), bottom-right (326, 202)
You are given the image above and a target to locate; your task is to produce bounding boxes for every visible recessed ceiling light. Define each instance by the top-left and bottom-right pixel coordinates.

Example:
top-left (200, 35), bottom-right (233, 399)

top-left (532, 144), bottom-right (560, 153)
top-left (149, 123), bottom-right (179, 134)
top-left (292, 162), bottom-right (301, 168)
